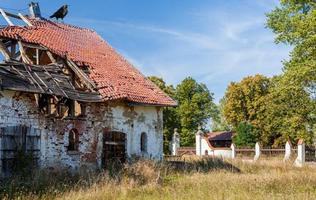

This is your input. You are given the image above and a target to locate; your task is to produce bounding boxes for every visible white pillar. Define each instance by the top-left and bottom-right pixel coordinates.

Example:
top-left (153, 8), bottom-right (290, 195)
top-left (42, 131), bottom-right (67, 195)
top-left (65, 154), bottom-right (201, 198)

top-left (170, 128), bottom-right (180, 156)
top-left (254, 142), bottom-right (261, 161)
top-left (231, 143), bottom-right (236, 159)
top-left (283, 140), bottom-right (292, 162)
top-left (295, 139), bottom-right (305, 167)
top-left (195, 126), bottom-right (204, 156)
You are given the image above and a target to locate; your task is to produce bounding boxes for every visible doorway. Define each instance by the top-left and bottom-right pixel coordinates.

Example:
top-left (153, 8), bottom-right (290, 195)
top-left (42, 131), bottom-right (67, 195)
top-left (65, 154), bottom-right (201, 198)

top-left (103, 130), bottom-right (126, 167)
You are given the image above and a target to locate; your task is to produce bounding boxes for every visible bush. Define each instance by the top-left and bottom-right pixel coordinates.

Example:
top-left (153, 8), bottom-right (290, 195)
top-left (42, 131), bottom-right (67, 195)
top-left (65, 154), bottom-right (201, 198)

top-left (233, 122), bottom-right (259, 147)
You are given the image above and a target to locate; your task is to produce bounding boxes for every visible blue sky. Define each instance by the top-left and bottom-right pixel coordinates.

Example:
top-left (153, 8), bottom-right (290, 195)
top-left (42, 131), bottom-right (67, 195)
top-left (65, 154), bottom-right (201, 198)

top-left (0, 0), bottom-right (291, 102)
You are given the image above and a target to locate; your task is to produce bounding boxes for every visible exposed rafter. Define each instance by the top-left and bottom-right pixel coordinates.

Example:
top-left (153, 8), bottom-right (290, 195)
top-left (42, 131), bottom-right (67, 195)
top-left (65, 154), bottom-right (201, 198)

top-left (0, 9), bottom-right (14, 26)
top-left (0, 8), bottom-right (100, 102)
top-left (0, 40), bottom-right (11, 61)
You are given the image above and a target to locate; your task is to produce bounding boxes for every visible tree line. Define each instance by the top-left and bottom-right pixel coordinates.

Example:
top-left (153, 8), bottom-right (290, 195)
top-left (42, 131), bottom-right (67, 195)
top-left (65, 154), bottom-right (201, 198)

top-left (150, 0), bottom-right (316, 151)
top-left (215, 0), bottom-right (316, 147)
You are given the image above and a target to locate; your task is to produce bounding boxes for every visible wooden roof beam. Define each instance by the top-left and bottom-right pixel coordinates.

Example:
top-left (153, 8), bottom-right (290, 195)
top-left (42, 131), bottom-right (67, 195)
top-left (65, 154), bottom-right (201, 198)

top-left (0, 9), bottom-right (14, 26)
top-left (18, 41), bottom-right (33, 65)
top-left (66, 59), bottom-right (96, 91)
top-left (18, 13), bottom-right (33, 27)
top-left (0, 40), bottom-right (11, 61)
top-left (0, 8), bottom-right (33, 27)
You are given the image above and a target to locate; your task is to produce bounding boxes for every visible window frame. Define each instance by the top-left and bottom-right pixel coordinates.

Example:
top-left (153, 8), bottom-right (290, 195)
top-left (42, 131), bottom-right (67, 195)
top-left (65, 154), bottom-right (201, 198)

top-left (140, 132), bottom-right (148, 153)
top-left (68, 128), bottom-right (79, 152)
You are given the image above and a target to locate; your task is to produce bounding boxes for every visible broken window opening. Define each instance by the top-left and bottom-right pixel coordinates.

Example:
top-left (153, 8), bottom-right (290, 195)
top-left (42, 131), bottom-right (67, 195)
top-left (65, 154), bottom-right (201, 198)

top-left (140, 132), bottom-right (147, 153)
top-left (76, 101), bottom-right (86, 117)
top-left (38, 94), bottom-right (51, 115)
top-left (68, 128), bottom-right (79, 151)
top-left (66, 98), bottom-right (75, 117)
top-left (55, 98), bottom-right (85, 118)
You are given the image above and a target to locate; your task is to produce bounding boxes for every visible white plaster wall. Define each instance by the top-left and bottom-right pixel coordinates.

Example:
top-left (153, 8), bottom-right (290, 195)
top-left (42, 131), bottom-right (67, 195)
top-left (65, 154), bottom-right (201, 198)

top-left (0, 90), bottom-right (164, 171)
top-left (200, 137), bottom-right (232, 158)
top-left (92, 103), bottom-right (163, 161)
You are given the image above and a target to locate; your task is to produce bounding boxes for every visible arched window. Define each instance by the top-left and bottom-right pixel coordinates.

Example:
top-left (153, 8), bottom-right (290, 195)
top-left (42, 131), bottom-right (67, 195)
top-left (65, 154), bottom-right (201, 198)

top-left (205, 150), bottom-right (208, 156)
top-left (140, 132), bottom-right (147, 153)
top-left (68, 129), bottom-right (79, 151)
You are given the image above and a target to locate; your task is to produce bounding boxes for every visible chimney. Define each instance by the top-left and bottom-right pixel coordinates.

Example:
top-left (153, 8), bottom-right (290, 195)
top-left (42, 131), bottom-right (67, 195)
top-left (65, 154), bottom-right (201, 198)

top-left (28, 2), bottom-right (41, 18)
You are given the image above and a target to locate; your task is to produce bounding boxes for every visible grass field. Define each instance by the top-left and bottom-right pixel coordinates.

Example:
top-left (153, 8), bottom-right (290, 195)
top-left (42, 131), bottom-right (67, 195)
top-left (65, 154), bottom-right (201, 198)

top-left (2, 158), bottom-right (316, 200)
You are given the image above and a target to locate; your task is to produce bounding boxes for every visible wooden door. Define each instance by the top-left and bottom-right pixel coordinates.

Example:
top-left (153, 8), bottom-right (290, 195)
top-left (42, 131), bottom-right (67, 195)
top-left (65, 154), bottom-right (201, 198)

top-left (0, 125), bottom-right (41, 175)
top-left (103, 131), bottom-right (126, 167)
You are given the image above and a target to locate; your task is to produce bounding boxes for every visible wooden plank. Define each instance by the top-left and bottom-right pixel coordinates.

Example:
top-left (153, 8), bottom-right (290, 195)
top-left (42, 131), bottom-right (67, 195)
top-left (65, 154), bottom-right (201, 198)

top-left (0, 61), bottom-right (103, 102)
top-left (22, 42), bottom-right (47, 51)
top-left (46, 51), bottom-right (56, 63)
top-left (66, 59), bottom-right (96, 90)
top-left (18, 13), bottom-right (33, 26)
top-left (0, 9), bottom-right (14, 26)
top-left (4, 11), bottom-right (20, 19)
top-left (0, 41), bottom-right (11, 60)
top-left (36, 49), bottom-right (39, 65)
top-left (18, 41), bottom-right (33, 65)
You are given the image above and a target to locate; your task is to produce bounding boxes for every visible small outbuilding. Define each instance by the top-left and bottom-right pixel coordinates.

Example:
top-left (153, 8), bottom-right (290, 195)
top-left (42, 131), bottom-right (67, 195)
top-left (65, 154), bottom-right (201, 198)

top-left (196, 129), bottom-right (233, 157)
top-left (207, 131), bottom-right (233, 148)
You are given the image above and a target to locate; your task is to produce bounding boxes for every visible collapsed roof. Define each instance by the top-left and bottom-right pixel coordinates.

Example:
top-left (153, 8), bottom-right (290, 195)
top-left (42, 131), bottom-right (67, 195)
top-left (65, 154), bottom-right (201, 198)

top-left (0, 10), bottom-right (177, 106)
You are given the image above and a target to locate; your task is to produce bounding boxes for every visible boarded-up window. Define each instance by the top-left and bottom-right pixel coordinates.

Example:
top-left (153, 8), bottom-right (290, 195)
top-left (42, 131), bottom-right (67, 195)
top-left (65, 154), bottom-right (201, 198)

top-left (68, 129), bottom-right (79, 151)
top-left (140, 132), bottom-right (147, 153)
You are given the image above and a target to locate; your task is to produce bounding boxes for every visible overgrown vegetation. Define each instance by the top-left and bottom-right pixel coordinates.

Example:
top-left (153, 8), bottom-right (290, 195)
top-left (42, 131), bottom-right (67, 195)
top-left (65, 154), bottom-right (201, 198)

top-left (1, 158), bottom-right (316, 199)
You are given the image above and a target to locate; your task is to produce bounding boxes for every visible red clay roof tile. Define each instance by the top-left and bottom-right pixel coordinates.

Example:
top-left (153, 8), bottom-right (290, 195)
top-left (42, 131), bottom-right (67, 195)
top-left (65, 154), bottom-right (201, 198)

top-left (0, 18), bottom-right (177, 106)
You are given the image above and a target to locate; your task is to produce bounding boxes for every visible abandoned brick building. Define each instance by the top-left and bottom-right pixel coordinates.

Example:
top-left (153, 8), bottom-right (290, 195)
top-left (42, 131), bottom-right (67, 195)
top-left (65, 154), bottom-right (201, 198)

top-left (0, 4), bottom-right (176, 173)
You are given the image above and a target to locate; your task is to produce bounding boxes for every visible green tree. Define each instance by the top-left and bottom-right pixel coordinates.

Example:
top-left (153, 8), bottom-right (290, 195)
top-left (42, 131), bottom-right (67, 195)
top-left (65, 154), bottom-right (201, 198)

top-left (149, 76), bottom-right (217, 148)
top-left (265, 0), bottom-right (316, 146)
top-left (223, 74), bottom-right (271, 128)
top-left (261, 67), bottom-right (316, 146)
top-left (176, 77), bottom-right (216, 146)
top-left (148, 76), bottom-right (179, 153)
top-left (211, 98), bottom-right (231, 132)
top-left (233, 122), bottom-right (259, 148)
top-left (266, 0), bottom-right (316, 68)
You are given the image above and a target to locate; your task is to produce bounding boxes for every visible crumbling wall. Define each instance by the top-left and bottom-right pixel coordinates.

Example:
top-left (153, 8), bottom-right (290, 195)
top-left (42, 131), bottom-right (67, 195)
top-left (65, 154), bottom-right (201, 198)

top-left (0, 90), bottom-right (163, 172)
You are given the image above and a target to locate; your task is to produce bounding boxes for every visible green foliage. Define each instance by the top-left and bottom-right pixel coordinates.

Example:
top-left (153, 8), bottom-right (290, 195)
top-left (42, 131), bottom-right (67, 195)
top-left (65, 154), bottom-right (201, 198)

top-left (260, 66), bottom-right (316, 146)
top-left (211, 99), bottom-right (231, 131)
top-left (175, 77), bottom-right (216, 146)
top-left (148, 76), bottom-right (216, 148)
top-left (233, 122), bottom-right (259, 148)
top-left (222, 74), bottom-right (271, 141)
top-left (223, 74), bottom-right (270, 128)
top-left (266, 0), bottom-right (316, 66)
top-left (263, 0), bottom-right (316, 146)
top-left (222, 72), bottom-right (316, 146)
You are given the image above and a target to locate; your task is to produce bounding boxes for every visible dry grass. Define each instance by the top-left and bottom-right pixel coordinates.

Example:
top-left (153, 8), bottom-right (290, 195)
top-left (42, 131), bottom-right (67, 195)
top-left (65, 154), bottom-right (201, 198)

top-left (2, 158), bottom-right (316, 200)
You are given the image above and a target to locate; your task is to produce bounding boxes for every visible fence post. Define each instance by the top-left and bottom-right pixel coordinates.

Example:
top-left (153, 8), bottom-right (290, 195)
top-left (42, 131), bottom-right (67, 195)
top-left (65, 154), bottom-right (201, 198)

top-left (294, 139), bottom-right (305, 167)
top-left (195, 126), bottom-right (204, 156)
top-left (231, 143), bottom-right (236, 159)
top-left (170, 128), bottom-right (180, 156)
top-left (254, 142), bottom-right (261, 161)
top-left (283, 140), bottom-right (292, 162)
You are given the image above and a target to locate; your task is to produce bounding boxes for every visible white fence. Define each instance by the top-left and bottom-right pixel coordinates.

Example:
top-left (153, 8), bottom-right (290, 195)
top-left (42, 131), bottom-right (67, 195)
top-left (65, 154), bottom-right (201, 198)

top-left (170, 128), bottom-right (312, 167)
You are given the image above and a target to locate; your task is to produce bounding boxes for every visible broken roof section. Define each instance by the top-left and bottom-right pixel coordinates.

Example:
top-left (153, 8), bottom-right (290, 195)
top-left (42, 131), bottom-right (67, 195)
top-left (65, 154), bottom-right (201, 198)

top-left (0, 9), bottom-right (177, 106)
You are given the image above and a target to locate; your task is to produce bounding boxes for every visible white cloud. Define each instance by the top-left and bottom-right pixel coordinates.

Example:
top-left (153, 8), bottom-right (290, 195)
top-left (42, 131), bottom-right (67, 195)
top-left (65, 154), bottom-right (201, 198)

top-left (69, 1), bottom-right (291, 102)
